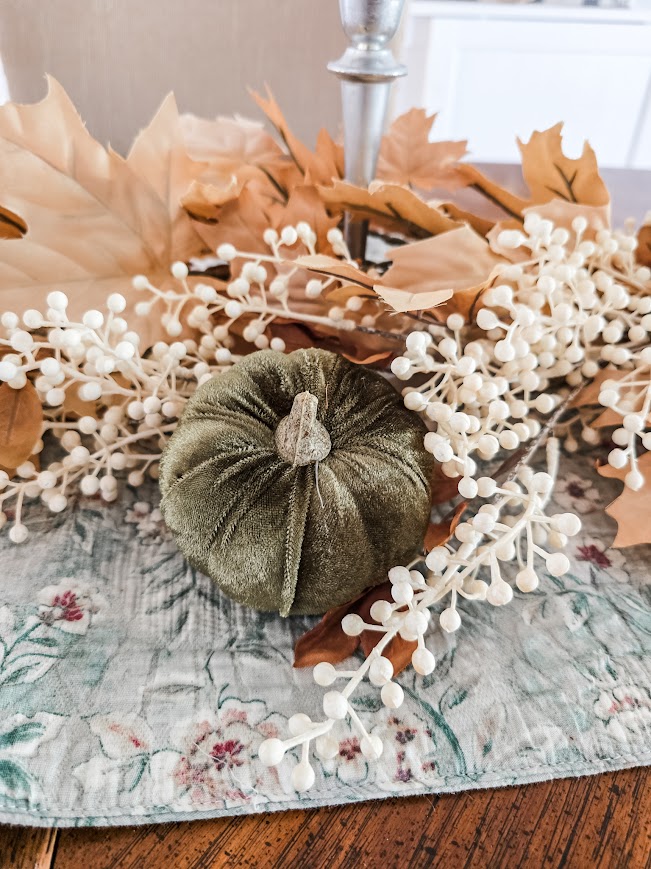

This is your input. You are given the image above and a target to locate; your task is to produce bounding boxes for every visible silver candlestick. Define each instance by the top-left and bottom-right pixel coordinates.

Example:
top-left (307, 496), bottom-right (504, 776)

top-left (329, 0), bottom-right (407, 261)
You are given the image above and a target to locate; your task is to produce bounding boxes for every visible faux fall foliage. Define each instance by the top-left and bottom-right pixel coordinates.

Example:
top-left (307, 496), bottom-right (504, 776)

top-left (0, 77), bottom-right (649, 581)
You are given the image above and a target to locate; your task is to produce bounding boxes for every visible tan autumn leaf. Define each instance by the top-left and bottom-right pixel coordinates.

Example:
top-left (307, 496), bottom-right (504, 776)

top-left (0, 205), bottom-right (27, 240)
top-left (318, 180), bottom-right (460, 240)
top-left (269, 186), bottom-right (339, 253)
top-left (570, 367), bottom-right (623, 409)
top-left (637, 221), bottom-right (651, 268)
top-left (454, 163), bottom-right (530, 221)
top-left (425, 501), bottom-right (466, 551)
top-left (191, 186), bottom-right (273, 258)
top-left (250, 86), bottom-right (317, 177)
top-left (0, 381), bottom-right (43, 468)
top-left (180, 112), bottom-right (285, 175)
top-left (294, 254), bottom-right (376, 289)
top-left (377, 108), bottom-right (468, 191)
top-left (304, 128), bottom-right (344, 187)
top-left (435, 201), bottom-right (496, 238)
top-left (180, 178), bottom-right (245, 222)
top-left (0, 78), bottom-right (213, 349)
top-left (518, 124), bottom-right (610, 207)
top-left (378, 225), bottom-right (504, 318)
top-left (598, 453), bottom-right (651, 548)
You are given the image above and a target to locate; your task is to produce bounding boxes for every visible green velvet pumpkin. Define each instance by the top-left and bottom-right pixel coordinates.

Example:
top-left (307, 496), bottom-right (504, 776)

top-left (159, 348), bottom-right (433, 616)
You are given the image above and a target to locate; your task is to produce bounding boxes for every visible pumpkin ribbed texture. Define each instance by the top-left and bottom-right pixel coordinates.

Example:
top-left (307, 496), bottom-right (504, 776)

top-left (159, 349), bottom-right (433, 616)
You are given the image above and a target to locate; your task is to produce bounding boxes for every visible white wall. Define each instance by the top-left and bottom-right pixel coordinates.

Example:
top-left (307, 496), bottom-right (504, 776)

top-left (0, 0), bottom-right (346, 155)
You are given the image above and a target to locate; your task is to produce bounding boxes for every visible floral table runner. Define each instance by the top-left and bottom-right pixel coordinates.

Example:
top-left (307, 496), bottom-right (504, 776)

top-left (0, 448), bottom-right (650, 827)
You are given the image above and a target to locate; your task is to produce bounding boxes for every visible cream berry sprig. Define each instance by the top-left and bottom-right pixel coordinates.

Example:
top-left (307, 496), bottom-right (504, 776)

top-left (130, 224), bottom-right (385, 350)
top-left (258, 436), bottom-right (581, 792)
top-left (0, 287), bottom-right (232, 542)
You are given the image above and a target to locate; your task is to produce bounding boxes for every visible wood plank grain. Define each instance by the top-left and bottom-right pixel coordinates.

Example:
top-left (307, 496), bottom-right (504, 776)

top-left (51, 767), bottom-right (650, 869)
top-left (0, 826), bottom-right (58, 869)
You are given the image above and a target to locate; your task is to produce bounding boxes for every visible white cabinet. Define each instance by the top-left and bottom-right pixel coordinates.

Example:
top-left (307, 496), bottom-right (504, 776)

top-left (394, 1), bottom-right (651, 168)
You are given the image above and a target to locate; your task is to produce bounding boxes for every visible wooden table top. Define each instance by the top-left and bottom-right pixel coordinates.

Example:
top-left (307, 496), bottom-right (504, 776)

top-left (1, 164), bottom-right (650, 868)
top-left (1, 766), bottom-right (649, 868)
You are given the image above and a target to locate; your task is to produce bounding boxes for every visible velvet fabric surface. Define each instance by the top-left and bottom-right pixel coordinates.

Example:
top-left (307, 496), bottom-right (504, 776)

top-left (159, 349), bottom-right (433, 616)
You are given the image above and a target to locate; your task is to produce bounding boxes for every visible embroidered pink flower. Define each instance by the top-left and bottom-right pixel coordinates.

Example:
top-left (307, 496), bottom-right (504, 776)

top-left (37, 579), bottom-right (105, 634)
top-left (125, 502), bottom-right (172, 544)
top-left (170, 703), bottom-right (285, 807)
top-left (554, 473), bottom-right (600, 514)
top-left (594, 686), bottom-right (651, 742)
top-left (575, 536), bottom-right (628, 583)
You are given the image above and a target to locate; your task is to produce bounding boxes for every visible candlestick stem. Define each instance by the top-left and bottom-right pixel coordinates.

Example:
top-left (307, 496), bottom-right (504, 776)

top-left (329, 0), bottom-right (407, 261)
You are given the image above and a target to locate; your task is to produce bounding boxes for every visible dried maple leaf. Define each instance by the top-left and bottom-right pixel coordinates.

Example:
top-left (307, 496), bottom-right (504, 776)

top-left (269, 186), bottom-right (339, 253)
top-left (435, 201), bottom-right (496, 238)
top-left (425, 502), bottom-right (466, 551)
top-left (250, 87), bottom-right (343, 188)
top-left (294, 254), bottom-right (375, 290)
top-left (0, 205), bottom-right (27, 240)
top-left (454, 163), bottom-right (530, 221)
top-left (318, 180), bottom-right (460, 240)
top-left (0, 381), bottom-right (43, 469)
top-left (180, 178), bottom-right (245, 222)
top-left (180, 112), bottom-right (285, 175)
top-left (192, 187), bottom-right (272, 257)
top-left (518, 124), bottom-right (610, 207)
top-left (0, 79), bottom-right (212, 349)
top-left (597, 453), bottom-right (651, 548)
top-left (377, 109), bottom-right (468, 191)
top-left (637, 222), bottom-right (651, 268)
top-left (378, 225), bottom-right (503, 318)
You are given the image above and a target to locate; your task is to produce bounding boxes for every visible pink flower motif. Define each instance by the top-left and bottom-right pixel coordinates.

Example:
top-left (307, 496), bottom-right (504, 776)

top-left (554, 474), bottom-right (600, 514)
top-left (37, 579), bottom-right (105, 634)
top-left (575, 536), bottom-right (629, 583)
top-left (171, 705), bottom-right (283, 807)
top-left (595, 686), bottom-right (651, 742)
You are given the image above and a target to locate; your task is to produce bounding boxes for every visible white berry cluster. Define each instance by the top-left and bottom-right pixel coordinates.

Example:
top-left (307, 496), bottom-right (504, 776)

top-left (133, 225), bottom-right (380, 350)
top-left (0, 285), bottom-right (232, 542)
top-left (259, 438), bottom-right (582, 791)
top-left (390, 213), bottom-right (651, 495)
top-left (598, 351), bottom-right (651, 489)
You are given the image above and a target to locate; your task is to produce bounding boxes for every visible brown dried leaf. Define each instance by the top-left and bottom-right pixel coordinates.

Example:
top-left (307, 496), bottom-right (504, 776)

top-left (0, 381), bottom-right (43, 468)
top-left (518, 124), bottom-right (610, 207)
top-left (378, 225), bottom-right (503, 318)
top-left (318, 180), bottom-right (460, 240)
top-left (250, 86), bottom-right (318, 177)
top-left (180, 112), bottom-right (285, 175)
top-left (598, 453), bottom-right (651, 548)
top-left (339, 350), bottom-right (392, 366)
top-left (454, 164), bottom-right (530, 221)
top-left (425, 501), bottom-right (467, 552)
top-left (180, 178), bottom-right (245, 222)
top-left (0, 205), bottom-right (27, 239)
top-left (377, 109), bottom-right (468, 191)
top-left (570, 367), bottom-right (623, 409)
top-left (0, 79), bottom-right (211, 350)
top-left (192, 187), bottom-right (272, 257)
top-left (270, 186), bottom-right (339, 253)
top-left (294, 254), bottom-right (375, 289)
top-left (430, 463), bottom-right (465, 507)
top-left (293, 581), bottom-right (419, 677)
top-left (436, 202), bottom-right (496, 237)
top-left (637, 222), bottom-right (651, 268)
top-left (293, 600), bottom-right (361, 668)
top-left (303, 129), bottom-right (344, 187)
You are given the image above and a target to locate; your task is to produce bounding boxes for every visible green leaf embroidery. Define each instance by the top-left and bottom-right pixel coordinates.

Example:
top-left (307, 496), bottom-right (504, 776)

top-left (0, 760), bottom-right (31, 797)
top-left (0, 722), bottom-right (45, 750)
